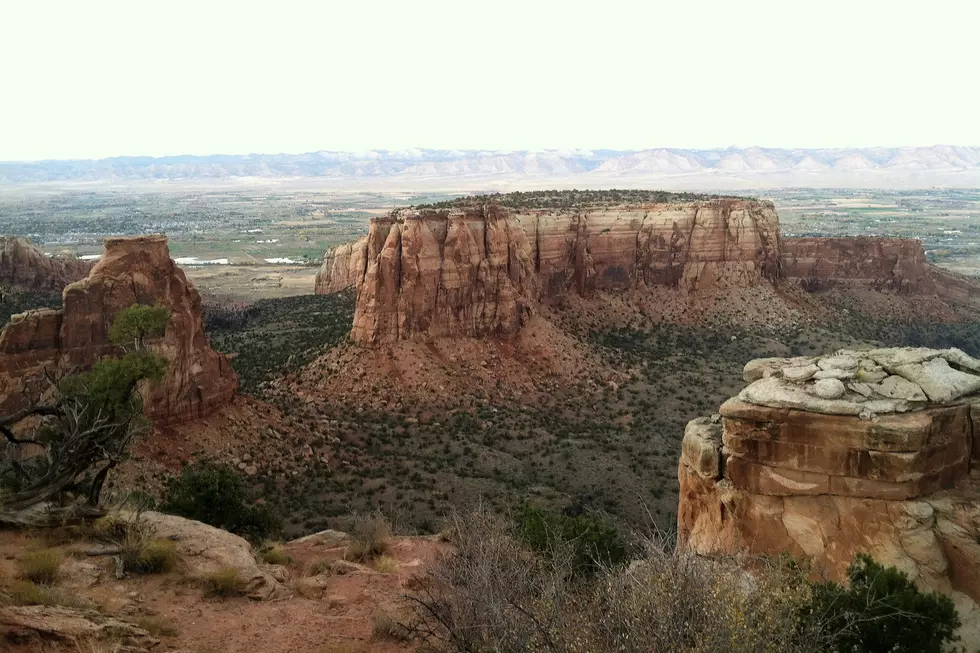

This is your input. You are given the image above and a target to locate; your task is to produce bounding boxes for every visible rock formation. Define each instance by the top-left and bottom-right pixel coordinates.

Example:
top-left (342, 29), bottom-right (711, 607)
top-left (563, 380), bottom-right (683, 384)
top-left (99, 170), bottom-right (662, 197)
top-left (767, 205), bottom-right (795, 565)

top-left (0, 235), bottom-right (237, 424)
top-left (318, 199), bottom-right (782, 343)
top-left (678, 347), bottom-right (980, 643)
top-left (0, 236), bottom-right (91, 294)
top-left (314, 238), bottom-right (368, 295)
top-left (348, 206), bottom-right (538, 344)
top-left (319, 193), bottom-right (980, 344)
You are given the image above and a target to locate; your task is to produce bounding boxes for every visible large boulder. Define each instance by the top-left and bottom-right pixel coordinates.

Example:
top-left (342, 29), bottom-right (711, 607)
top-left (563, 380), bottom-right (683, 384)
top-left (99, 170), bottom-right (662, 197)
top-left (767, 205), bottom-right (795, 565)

top-left (139, 511), bottom-right (288, 600)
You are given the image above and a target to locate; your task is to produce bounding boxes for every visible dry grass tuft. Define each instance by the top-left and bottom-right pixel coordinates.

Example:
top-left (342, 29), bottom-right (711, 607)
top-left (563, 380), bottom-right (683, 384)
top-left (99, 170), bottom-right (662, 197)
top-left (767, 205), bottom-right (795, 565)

top-left (371, 555), bottom-right (397, 574)
top-left (201, 566), bottom-right (248, 597)
top-left (344, 511), bottom-right (392, 563)
top-left (17, 548), bottom-right (62, 585)
top-left (2, 578), bottom-right (91, 609)
top-left (258, 543), bottom-right (294, 566)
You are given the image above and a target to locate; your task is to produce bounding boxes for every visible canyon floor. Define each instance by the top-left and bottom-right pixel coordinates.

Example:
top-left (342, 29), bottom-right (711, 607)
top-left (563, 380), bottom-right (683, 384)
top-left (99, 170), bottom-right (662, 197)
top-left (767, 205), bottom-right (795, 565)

top-left (114, 282), bottom-right (980, 539)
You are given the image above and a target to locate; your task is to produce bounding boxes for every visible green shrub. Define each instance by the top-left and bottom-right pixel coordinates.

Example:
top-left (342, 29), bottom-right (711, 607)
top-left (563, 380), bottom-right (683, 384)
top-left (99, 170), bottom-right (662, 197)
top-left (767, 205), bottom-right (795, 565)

top-left (516, 504), bottom-right (629, 575)
top-left (16, 549), bottom-right (61, 585)
top-left (161, 461), bottom-right (282, 542)
top-left (809, 553), bottom-right (960, 653)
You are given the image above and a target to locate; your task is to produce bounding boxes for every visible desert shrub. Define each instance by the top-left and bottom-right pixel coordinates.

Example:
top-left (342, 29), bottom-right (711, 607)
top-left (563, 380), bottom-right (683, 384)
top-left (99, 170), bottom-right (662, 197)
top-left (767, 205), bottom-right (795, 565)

top-left (406, 508), bottom-right (827, 653)
top-left (258, 543), bottom-right (294, 566)
top-left (161, 461), bottom-right (281, 541)
top-left (407, 510), bottom-right (963, 653)
top-left (808, 553), bottom-right (960, 653)
top-left (371, 611), bottom-right (411, 642)
top-left (96, 512), bottom-right (179, 574)
top-left (516, 504), bottom-right (629, 575)
top-left (201, 566), bottom-right (248, 597)
top-left (306, 558), bottom-right (333, 577)
top-left (17, 549), bottom-right (61, 585)
top-left (344, 511), bottom-right (392, 562)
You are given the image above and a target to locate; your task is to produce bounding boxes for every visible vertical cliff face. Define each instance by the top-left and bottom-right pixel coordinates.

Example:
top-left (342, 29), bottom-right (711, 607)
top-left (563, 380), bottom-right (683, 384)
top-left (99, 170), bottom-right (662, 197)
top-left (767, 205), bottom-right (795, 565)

top-left (780, 237), bottom-right (933, 292)
top-left (350, 206), bottom-right (538, 344)
top-left (0, 235), bottom-right (237, 424)
top-left (318, 199), bottom-right (783, 343)
top-left (516, 199), bottom-right (781, 296)
top-left (0, 236), bottom-right (92, 294)
top-left (678, 349), bottom-right (980, 644)
top-left (315, 238), bottom-right (368, 295)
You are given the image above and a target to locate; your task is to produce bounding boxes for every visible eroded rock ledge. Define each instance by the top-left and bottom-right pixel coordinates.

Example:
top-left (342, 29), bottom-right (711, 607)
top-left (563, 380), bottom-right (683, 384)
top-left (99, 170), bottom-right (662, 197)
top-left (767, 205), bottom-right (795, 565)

top-left (678, 346), bottom-right (980, 645)
top-left (0, 235), bottom-right (237, 424)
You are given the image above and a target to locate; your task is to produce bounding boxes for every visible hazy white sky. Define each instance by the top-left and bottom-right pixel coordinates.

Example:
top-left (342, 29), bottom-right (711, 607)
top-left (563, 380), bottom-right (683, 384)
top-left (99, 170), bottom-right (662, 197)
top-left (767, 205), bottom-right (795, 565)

top-left (1, 0), bottom-right (978, 161)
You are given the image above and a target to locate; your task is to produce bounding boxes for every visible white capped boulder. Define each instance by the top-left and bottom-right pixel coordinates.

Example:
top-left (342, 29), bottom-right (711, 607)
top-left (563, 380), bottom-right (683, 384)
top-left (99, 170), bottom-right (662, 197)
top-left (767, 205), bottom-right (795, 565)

top-left (812, 378), bottom-right (846, 399)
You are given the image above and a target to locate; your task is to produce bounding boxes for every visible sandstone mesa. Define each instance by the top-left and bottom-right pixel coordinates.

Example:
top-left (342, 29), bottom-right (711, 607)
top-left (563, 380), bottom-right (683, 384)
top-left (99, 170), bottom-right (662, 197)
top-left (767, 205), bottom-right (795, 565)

top-left (317, 198), bottom-right (978, 344)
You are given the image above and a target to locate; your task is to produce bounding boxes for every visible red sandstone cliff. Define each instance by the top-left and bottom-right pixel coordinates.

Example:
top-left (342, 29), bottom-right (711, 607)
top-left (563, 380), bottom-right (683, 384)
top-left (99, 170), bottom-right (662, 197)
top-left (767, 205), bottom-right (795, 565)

top-left (350, 206), bottom-right (538, 344)
top-left (0, 235), bottom-right (237, 424)
top-left (317, 197), bottom-right (980, 344)
top-left (317, 200), bottom-right (783, 343)
top-left (0, 236), bottom-right (92, 294)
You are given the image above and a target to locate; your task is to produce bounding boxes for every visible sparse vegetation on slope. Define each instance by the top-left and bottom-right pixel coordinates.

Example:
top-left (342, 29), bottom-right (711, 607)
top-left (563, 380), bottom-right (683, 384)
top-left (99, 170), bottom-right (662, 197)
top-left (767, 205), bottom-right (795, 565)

top-left (416, 188), bottom-right (754, 210)
top-left (406, 509), bottom-right (962, 653)
top-left (205, 290), bottom-right (354, 391)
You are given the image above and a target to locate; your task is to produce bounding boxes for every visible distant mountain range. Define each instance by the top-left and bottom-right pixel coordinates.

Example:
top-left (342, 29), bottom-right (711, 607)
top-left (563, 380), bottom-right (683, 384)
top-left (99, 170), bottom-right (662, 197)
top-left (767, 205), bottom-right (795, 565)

top-left (4, 146), bottom-right (980, 188)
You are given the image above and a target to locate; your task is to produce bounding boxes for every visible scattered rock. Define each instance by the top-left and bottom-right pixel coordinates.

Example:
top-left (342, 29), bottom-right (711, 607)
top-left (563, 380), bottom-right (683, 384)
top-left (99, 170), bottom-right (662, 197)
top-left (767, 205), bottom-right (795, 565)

top-left (783, 364), bottom-right (819, 382)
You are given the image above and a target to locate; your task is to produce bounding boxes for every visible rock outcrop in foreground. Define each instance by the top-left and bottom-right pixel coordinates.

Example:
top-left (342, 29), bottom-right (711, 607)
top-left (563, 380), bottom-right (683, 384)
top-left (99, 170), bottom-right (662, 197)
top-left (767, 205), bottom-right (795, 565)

top-left (0, 236), bottom-right (91, 293)
top-left (0, 235), bottom-right (237, 424)
top-left (319, 199), bottom-right (781, 343)
top-left (679, 347), bottom-right (980, 642)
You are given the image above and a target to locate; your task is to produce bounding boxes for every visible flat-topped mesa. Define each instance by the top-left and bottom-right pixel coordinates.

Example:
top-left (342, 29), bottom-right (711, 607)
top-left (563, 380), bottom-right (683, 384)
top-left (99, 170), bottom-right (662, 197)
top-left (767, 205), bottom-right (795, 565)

top-left (349, 205), bottom-right (538, 344)
top-left (317, 196), bottom-right (783, 343)
top-left (0, 234), bottom-right (237, 424)
top-left (678, 347), bottom-right (980, 632)
top-left (0, 236), bottom-right (92, 294)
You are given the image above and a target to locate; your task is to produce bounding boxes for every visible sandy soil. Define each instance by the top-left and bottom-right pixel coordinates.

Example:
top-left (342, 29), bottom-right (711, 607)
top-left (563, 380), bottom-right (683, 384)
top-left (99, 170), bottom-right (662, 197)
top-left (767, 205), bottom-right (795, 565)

top-left (0, 528), bottom-right (447, 653)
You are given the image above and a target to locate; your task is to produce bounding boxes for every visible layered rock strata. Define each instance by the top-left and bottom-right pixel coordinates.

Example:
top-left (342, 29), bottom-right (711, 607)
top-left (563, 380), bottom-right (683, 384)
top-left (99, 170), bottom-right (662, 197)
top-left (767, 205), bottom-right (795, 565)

top-left (350, 206), bottom-right (538, 344)
top-left (0, 236), bottom-right (92, 293)
top-left (0, 235), bottom-right (237, 424)
top-left (318, 200), bottom-right (782, 342)
top-left (678, 347), bottom-right (980, 641)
